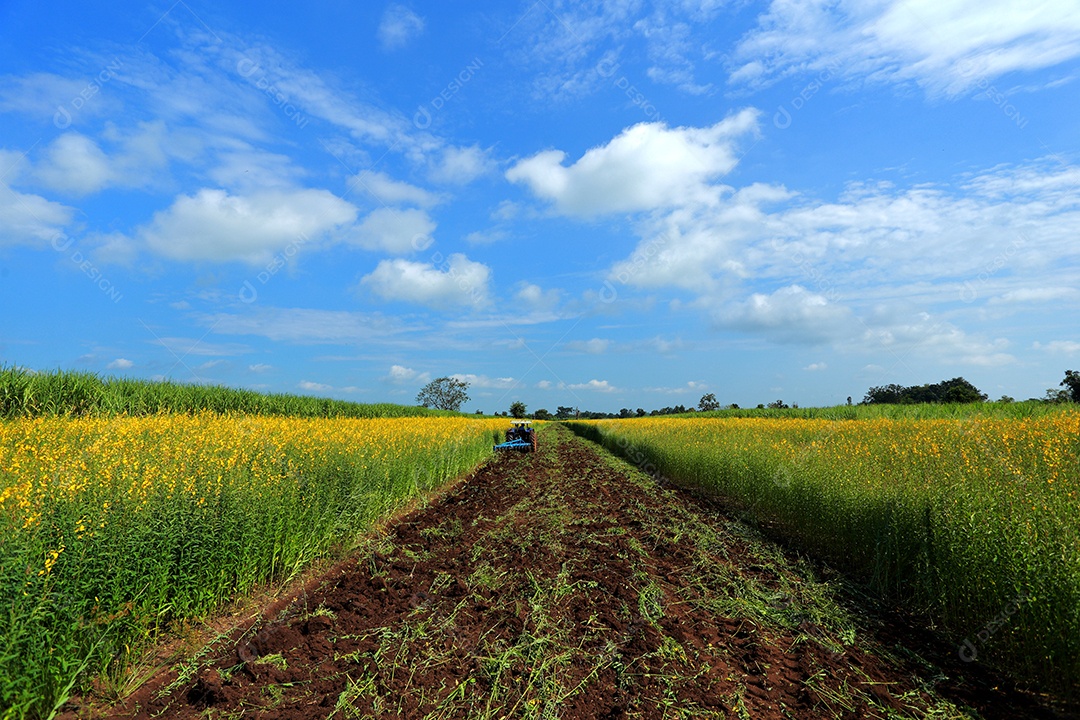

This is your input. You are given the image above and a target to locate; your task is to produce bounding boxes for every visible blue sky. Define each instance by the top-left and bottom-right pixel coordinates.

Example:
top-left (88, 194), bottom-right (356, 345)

top-left (1, 0), bottom-right (1079, 413)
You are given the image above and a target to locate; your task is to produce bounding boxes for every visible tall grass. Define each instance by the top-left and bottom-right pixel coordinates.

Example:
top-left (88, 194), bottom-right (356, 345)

top-left (0, 414), bottom-right (506, 719)
top-left (567, 411), bottom-right (1080, 697)
top-left (689, 400), bottom-right (1065, 420)
top-left (0, 366), bottom-right (448, 419)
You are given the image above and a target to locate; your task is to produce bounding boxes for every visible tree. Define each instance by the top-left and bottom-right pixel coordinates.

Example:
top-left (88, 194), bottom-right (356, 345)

top-left (863, 378), bottom-right (986, 404)
top-left (636, 408), bottom-right (646, 417)
top-left (555, 406), bottom-right (575, 419)
top-left (698, 393), bottom-right (720, 412)
top-left (1044, 388), bottom-right (1070, 404)
top-left (416, 377), bottom-right (470, 411)
top-left (509, 401), bottom-right (527, 418)
top-left (1062, 370), bottom-right (1080, 402)
top-left (767, 399), bottom-right (789, 409)
top-left (533, 408), bottom-right (552, 420)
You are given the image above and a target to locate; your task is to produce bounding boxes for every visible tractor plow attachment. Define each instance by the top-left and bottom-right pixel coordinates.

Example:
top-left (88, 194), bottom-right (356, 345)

top-left (494, 419), bottom-right (537, 452)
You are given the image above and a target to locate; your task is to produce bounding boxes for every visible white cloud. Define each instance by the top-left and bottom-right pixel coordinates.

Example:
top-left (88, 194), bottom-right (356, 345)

top-left (361, 253), bottom-right (492, 309)
top-left (349, 207), bottom-right (435, 254)
top-left (299, 380), bottom-right (332, 392)
top-left (536, 380), bottom-right (553, 389)
top-left (202, 308), bottom-right (413, 345)
top-left (107, 358), bottom-right (134, 369)
top-left (140, 188), bottom-right (358, 263)
top-left (645, 381), bottom-right (708, 395)
top-left (568, 379), bottom-right (618, 393)
top-left (353, 171), bottom-right (440, 207)
top-left (378, 4), bottom-right (426, 50)
top-left (506, 111), bottom-right (760, 216)
top-left (208, 148), bottom-right (305, 192)
top-left (452, 373), bottom-right (516, 389)
top-left (149, 337), bottom-right (250, 357)
top-left (603, 158), bottom-right (1080, 332)
top-left (1034, 340), bottom-right (1080, 354)
top-left (33, 133), bottom-right (113, 195)
top-left (0, 176), bottom-right (74, 248)
top-left (732, 0), bottom-right (1080, 96)
top-left (991, 287), bottom-right (1078, 304)
top-left (564, 338), bottom-right (610, 354)
top-left (859, 314), bottom-right (1015, 366)
top-left (720, 286), bottom-right (855, 345)
top-left (248, 363), bottom-right (273, 373)
top-left (428, 145), bottom-right (493, 185)
top-left (804, 362), bottom-right (827, 371)
top-left (515, 282), bottom-right (560, 310)
top-left (465, 229), bottom-right (509, 245)
top-left (386, 364), bottom-right (431, 384)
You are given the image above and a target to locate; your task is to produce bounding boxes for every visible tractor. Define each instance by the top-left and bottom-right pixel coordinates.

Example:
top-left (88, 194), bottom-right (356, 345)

top-left (493, 419), bottom-right (537, 452)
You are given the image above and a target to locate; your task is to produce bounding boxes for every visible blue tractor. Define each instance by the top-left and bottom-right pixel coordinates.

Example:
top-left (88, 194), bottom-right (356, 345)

top-left (494, 419), bottom-right (537, 452)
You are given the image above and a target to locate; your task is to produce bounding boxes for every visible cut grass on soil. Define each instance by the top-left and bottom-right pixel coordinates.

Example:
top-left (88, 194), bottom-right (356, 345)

top-left (85, 424), bottom-right (1065, 720)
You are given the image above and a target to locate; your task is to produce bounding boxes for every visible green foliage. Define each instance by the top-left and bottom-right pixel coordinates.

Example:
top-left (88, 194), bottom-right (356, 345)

top-left (0, 416), bottom-right (499, 718)
top-left (697, 393), bottom-right (720, 412)
top-left (416, 376), bottom-right (470, 412)
top-left (509, 401), bottom-right (527, 418)
top-left (1061, 370), bottom-right (1080, 402)
top-left (533, 408), bottom-right (552, 420)
top-left (567, 409), bottom-right (1080, 698)
top-left (0, 366), bottom-right (450, 419)
top-left (863, 377), bottom-right (987, 405)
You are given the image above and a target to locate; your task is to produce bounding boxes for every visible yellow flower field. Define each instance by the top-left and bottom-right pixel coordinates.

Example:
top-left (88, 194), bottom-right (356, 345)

top-left (570, 412), bottom-right (1080, 695)
top-left (0, 414), bottom-right (506, 718)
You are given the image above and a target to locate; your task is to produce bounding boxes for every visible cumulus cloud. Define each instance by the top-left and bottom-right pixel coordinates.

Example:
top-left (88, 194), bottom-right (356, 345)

top-left (349, 207), bottom-right (435, 254)
top-left (506, 110), bottom-right (760, 215)
top-left (107, 358), bottom-right (134, 369)
top-left (33, 133), bottom-right (113, 195)
top-left (0, 177), bottom-right (74, 248)
top-left (568, 379), bottom-right (618, 393)
top-left (719, 286), bottom-right (855, 345)
top-left (378, 4), bottom-right (425, 50)
top-left (140, 188), bottom-right (358, 263)
top-left (515, 282), bottom-right (560, 310)
top-left (360, 253), bottom-right (492, 309)
top-left (299, 380), bottom-right (333, 392)
top-left (386, 364), bottom-right (431, 384)
top-left (804, 362), bottom-right (827, 371)
top-left (429, 145), bottom-right (494, 185)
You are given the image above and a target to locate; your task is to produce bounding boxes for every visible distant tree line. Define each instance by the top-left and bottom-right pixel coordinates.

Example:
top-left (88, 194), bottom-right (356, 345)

top-left (862, 377), bottom-right (987, 404)
top-left (439, 370), bottom-right (1080, 416)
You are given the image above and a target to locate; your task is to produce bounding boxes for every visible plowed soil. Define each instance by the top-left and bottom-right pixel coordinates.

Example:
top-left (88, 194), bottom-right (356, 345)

top-left (92, 424), bottom-right (1063, 719)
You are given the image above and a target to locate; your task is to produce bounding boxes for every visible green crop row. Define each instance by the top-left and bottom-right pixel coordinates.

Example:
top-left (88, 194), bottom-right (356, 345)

top-left (0, 414), bottom-right (505, 719)
top-left (567, 412), bottom-right (1080, 699)
top-left (0, 366), bottom-right (450, 419)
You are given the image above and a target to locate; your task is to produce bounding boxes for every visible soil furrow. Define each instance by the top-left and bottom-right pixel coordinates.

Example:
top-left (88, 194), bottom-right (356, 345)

top-left (91, 424), bottom-right (1060, 719)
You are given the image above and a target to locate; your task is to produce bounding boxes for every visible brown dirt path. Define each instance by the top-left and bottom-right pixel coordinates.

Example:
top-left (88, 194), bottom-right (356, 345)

top-left (91, 424), bottom-right (1063, 719)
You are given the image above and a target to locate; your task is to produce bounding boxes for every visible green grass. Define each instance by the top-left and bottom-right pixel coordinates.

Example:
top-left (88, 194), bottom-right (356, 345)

top-left (0, 365), bottom-right (453, 419)
top-left (566, 410), bottom-right (1080, 699)
top-left (683, 399), bottom-right (1068, 420)
top-left (0, 414), bottom-right (504, 719)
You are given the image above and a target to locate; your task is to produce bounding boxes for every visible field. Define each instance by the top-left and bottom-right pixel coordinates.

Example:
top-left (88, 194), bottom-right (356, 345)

top-left (0, 367), bottom-right (447, 420)
top-left (2, 383), bottom-right (1077, 718)
top-left (566, 410), bottom-right (1080, 697)
top-left (0, 413), bottom-right (505, 719)
top-left (86, 425), bottom-right (1057, 719)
